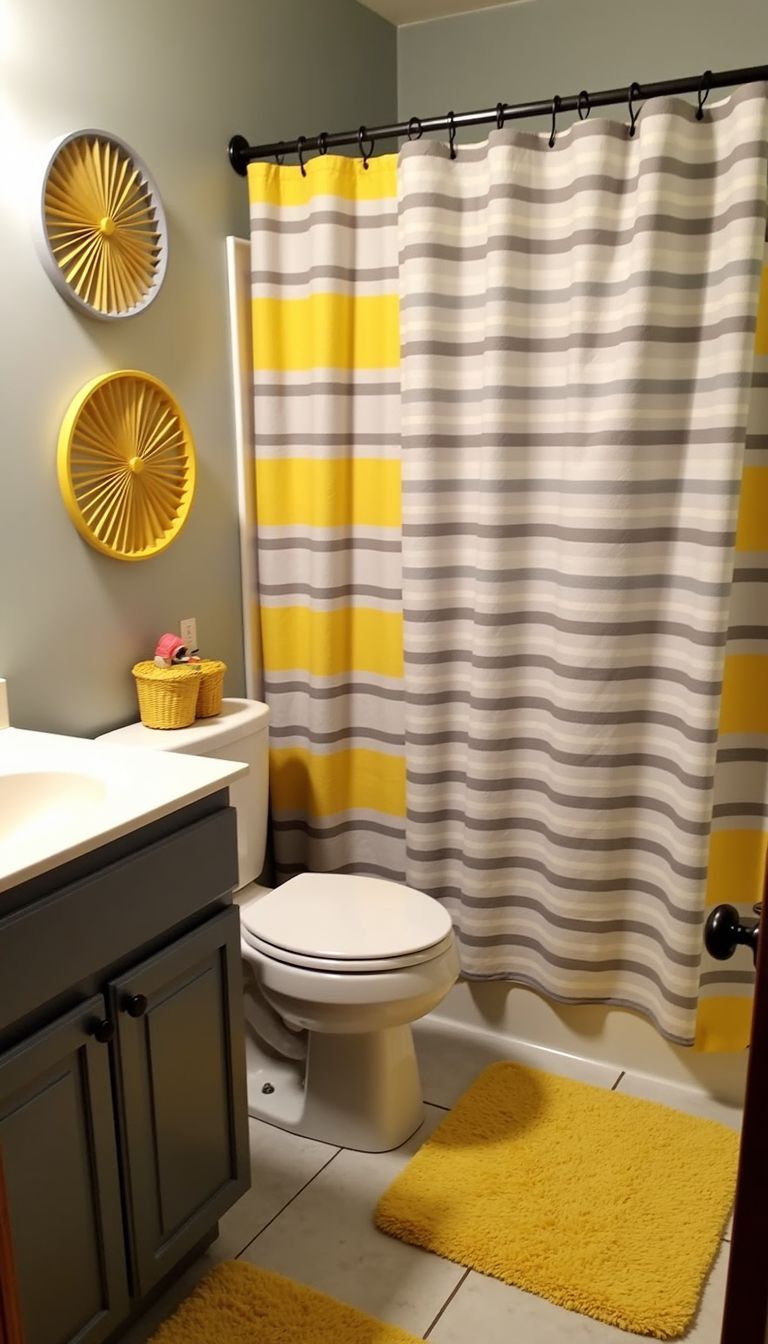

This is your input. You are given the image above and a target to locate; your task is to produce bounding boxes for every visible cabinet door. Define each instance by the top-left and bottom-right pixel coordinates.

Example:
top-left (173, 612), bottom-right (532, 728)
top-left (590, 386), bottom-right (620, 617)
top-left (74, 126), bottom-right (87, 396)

top-left (0, 1146), bottom-right (24, 1344)
top-left (0, 998), bottom-right (129, 1344)
top-left (110, 907), bottom-right (248, 1294)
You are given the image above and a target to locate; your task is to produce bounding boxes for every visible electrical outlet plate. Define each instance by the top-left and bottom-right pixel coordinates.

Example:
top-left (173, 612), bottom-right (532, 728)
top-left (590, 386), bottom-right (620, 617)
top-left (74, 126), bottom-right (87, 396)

top-left (180, 617), bottom-right (197, 651)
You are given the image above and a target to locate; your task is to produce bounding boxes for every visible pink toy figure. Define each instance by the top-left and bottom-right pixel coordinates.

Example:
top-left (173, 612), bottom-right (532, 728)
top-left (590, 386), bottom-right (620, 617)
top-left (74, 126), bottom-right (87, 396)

top-left (154, 632), bottom-right (198, 668)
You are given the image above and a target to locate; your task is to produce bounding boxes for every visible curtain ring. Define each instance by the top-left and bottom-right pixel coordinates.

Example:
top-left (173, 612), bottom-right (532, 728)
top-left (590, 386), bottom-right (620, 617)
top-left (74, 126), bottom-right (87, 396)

top-left (496, 101), bottom-right (507, 130)
top-left (296, 135), bottom-right (307, 177)
top-left (448, 109), bottom-right (457, 160)
top-left (274, 142), bottom-right (285, 166)
top-left (317, 131), bottom-right (329, 155)
top-left (577, 89), bottom-right (591, 121)
top-left (407, 115), bottom-right (423, 141)
top-left (548, 94), bottom-right (561, 149)
top-left (358, 125), bottom-right (374, 169)
top-left (627, 82), bottom-right (642, 137)
top-left (696, 69), bottom-right (712, 120)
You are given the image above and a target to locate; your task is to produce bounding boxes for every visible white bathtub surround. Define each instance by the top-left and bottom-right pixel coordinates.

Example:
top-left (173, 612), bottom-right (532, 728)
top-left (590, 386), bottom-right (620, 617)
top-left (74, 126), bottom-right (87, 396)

top-left (418, 980), bottom-right (748, 1107)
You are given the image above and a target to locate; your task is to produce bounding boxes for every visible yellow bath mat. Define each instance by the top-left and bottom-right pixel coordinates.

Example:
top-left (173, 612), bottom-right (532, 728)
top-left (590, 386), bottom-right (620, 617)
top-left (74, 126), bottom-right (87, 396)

top-left (148, 1260), bottom-right (422, 1344)
top-left (375, 1062), bottom-right (739, 1340)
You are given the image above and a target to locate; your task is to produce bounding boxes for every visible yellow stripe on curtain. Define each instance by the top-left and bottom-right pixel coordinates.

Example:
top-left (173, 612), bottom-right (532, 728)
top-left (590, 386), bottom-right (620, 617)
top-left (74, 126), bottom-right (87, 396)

top-left (260, 608), bottom-right (403, 680)
top-left (252, 293), bottom-right (400, 371)
top-left (248, 153), bottom-right (406, 881)
top-left (697, 251), bottom-right (768, 1051)
top-left (256, 458), bottom-right (401, 529)
top-left (270, 747), bottom-right (406, 819)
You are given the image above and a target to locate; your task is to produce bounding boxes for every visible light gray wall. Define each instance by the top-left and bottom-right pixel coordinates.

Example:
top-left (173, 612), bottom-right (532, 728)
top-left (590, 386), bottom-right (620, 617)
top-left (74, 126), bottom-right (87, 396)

top-left (398, 0), bottom-right (768, 132)
top-left (0, 0), bottom-right (396, 735)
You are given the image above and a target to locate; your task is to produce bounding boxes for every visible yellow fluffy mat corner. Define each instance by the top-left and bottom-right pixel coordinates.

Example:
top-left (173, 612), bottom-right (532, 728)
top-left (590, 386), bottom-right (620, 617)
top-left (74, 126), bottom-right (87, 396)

top-left (375, 1062), bottom-right (738, 1340)
top-left (147, 1261), bottom-right (422, 1344)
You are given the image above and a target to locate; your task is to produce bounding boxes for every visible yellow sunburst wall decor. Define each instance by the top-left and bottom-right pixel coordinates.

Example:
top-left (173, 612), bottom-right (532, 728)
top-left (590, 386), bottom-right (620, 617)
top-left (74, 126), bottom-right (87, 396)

top-left (38, 129), bottom-right (168, 319)
top-left (57, 371), bottom-right (196, 561)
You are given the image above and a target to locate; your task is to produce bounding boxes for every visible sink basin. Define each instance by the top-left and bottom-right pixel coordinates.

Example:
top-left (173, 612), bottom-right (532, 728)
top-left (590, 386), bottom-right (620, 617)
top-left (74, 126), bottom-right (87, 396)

top-left (0, 770), bottom-right (109, 843)
top-left (0, 723), bottom-right (248, 897)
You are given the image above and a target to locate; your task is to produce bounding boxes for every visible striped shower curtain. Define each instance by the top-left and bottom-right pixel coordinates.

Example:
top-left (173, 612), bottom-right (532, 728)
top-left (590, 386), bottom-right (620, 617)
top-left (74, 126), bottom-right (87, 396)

top-left (705, 241), bottom-right (768, 1048)
top-left (247, 86), bottom-right (768, 1049)
top-left (247, 154), bottom-right (406, 881)
top-left (398, 85), bottom-right (768, 1047)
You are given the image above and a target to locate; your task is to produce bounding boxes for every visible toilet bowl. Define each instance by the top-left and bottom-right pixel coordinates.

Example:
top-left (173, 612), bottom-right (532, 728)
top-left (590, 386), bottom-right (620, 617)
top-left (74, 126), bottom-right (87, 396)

top-left (238, 873), bottom-right (458, 1150)
top-left (98, 699), bottom-right (459, 1151)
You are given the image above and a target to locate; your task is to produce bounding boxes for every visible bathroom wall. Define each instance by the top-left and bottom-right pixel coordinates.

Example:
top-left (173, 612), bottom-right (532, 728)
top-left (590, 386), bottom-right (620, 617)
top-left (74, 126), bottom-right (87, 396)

top-left (397, 0), bottom-right (763, 1097)
top-left (0, 0), bottom-right (396, 735)
top-left (398, 0), bottom-right (768, 128)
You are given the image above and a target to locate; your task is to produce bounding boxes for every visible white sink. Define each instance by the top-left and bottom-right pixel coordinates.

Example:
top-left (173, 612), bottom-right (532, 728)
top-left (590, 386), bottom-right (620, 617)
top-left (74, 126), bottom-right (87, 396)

top-left (0, 770), bottom-right (109, 843)
top-left (0, 721), bottom-right (248, 895)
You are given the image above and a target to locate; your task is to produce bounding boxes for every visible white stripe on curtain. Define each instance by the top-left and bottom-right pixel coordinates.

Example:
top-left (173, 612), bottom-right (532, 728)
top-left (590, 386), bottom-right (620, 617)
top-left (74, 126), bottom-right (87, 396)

top-left (398, 84), bottom-right (768, 1045)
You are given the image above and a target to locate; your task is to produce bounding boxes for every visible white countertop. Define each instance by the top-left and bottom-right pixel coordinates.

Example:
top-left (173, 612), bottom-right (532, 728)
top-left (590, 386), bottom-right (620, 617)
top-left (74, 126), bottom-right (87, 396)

top-left (0, 726), bottom-right (248, 894)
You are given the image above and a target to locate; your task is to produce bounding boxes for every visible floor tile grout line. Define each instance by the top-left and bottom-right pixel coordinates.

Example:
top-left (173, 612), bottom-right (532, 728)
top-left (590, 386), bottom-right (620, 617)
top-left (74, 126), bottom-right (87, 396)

top-left (233, 1148), bottom-right (342, 1259)
top-left (422, 1268), bottom-right (471, 1339)
top-left (611, 1069), bottom-right (626, 1091)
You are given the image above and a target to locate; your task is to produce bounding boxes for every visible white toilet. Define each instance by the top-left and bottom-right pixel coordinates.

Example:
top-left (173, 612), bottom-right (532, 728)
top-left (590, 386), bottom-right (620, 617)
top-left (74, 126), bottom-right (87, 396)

top-left (98, 699), bottom-right (459, 1151)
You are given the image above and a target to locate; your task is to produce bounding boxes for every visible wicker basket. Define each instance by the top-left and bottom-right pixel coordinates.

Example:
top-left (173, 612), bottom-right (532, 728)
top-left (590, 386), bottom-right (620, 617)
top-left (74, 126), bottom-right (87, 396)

top-left (131, 661), bottom-right (202, 729)
top-left (195, 659), bottom-right (227, 718)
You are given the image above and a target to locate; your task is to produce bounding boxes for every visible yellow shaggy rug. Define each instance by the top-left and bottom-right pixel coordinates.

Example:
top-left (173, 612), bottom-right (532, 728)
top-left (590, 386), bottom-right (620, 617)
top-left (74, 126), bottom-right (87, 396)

top-left (148, 1261), bottom-right (422, 1344)
top-left (375, 1062), bottom-right (739, 1340)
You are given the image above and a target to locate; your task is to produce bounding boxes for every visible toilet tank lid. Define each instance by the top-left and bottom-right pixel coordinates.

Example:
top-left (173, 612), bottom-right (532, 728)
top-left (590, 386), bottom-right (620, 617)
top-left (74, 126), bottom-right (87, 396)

top-left (97, 698), bottom-right (270, 754)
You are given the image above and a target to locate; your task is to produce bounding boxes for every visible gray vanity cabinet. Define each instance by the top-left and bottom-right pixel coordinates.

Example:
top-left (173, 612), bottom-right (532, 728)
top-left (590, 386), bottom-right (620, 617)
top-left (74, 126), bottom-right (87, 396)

top-left (0, 996), bottom-right (130, 1344)
top-left (0, 796), bottom-right (248, 1344)
top-left (109, 907), bottom-right (248, 1295)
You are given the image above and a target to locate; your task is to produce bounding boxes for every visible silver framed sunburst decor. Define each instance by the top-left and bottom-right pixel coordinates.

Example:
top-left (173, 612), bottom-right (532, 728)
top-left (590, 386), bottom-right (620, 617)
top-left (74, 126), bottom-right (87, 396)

top-left (37, 128), bottom-right (168, 320)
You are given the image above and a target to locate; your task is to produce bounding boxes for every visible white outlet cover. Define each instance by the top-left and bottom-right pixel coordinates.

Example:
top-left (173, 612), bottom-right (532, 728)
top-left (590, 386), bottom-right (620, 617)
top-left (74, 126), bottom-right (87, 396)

top-left (180, 617), bottom-right (197, 650)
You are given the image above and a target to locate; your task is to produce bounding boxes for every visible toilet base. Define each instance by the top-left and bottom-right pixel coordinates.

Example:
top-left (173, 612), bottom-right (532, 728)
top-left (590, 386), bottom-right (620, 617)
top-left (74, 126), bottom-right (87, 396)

top-left (245, 1023), bottom-right (425, 1152)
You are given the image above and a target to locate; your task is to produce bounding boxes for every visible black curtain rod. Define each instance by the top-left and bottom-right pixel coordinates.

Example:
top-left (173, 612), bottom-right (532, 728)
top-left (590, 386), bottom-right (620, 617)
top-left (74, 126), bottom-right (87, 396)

top-left (228, 63), bottom-right (768, 174)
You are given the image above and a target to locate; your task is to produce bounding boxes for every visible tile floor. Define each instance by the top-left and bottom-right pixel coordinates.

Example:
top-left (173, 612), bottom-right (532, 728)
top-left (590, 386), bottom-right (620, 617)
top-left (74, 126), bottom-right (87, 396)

top-left (121, 1027), bottom-right (742, 1343)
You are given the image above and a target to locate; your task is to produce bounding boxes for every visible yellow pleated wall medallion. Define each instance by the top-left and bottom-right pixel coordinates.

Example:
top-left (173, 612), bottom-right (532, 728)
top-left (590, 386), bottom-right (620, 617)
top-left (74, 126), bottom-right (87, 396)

top-left (57, 371), bottom-right (196, 561)
top-left (38, 129), bottom-right (168, 319)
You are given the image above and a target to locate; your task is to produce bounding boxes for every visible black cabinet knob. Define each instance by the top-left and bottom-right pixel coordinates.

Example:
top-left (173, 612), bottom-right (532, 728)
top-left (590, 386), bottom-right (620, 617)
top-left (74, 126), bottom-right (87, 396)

top-left (90, 1018), bottom-right (115, 1044)
top-left (123, 994), bottom-right (148, 1018)
top-left (704, 904), bottom-right (760, 966)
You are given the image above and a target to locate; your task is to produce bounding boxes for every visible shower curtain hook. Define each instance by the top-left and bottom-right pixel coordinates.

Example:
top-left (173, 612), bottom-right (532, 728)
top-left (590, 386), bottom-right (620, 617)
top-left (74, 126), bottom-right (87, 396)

top-left (696, 70), bottom-right (712, 120)
top-left (577, 89), bottom-right (591, 121)
top-left (358, 125), bottom-right (374, 170)
top-left (548, 94), bottom-right (561, 148)
top-left (448, 110), bottom-right (457, 159)
top-left (296, 135), bottom-right (307, 177)
top-left (407, 116), bottom-right (423, 141)
top-left (496, 101), bottom-right (507, 130)
top-left (274, 142), bottom-right (285, 166)
top-left (317, 131), bottom-right (329, 155)
top-left (627, 82), bottom-right (642, 137)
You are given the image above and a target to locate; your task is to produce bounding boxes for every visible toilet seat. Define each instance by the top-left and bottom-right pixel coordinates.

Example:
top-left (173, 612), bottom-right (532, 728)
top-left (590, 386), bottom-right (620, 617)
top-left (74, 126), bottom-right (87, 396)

top-left (239, 872), bottom-right (453, 974)
top-left (241, 924), bottom-right (456, 974)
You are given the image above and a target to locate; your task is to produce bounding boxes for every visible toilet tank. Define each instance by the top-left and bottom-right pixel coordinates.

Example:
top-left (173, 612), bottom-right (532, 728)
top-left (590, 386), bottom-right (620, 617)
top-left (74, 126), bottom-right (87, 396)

top-left (97, 698), bottom-right (270, 890)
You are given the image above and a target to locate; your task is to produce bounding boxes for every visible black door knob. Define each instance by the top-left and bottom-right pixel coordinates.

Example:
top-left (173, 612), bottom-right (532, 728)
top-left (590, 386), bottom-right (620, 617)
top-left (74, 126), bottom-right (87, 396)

top-left (123, 994), bottom-right (148, 1018)
top-left (89, 1018), bottom-right (115, 1044)
top-left (704, 904), bottom-right (760, 966)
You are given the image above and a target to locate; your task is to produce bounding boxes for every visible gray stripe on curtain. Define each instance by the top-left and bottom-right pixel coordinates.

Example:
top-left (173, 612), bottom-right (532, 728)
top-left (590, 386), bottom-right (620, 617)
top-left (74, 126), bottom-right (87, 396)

top-left (398, 83), bottom-right (768, 1045)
